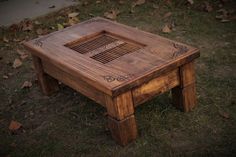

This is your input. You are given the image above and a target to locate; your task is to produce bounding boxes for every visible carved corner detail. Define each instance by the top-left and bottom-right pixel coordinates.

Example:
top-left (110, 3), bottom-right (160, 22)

top-left (172, 43), bottom-right (189, 58)
top-left (103, 74), bottom-right (133, 82)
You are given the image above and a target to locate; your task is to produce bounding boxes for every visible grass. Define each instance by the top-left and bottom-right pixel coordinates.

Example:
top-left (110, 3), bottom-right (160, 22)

top-left (0, 0), bottom-right (236, 156)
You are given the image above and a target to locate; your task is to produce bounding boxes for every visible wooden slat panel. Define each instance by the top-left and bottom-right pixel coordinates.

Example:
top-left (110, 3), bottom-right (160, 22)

top-left (132, 69), bottom-right (180, 106)
top-left (42, 61), bottom-right (106, 106)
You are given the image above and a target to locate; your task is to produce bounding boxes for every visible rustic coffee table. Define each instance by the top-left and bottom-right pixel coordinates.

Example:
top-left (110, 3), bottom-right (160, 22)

top-left (24, 17), bottom-right (200, 146)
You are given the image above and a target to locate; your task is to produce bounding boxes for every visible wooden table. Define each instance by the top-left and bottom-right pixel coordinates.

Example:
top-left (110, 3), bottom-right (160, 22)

top-left (23, 17), bottom-right (200, 146)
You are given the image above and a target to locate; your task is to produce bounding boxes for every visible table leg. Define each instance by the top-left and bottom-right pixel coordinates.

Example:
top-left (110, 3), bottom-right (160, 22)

top-left (105, 91), bottom-right (137, 146)
top-left (172, 61), bottom-right (197, 112)
top-left (32, 55), bottom-right (59, 96)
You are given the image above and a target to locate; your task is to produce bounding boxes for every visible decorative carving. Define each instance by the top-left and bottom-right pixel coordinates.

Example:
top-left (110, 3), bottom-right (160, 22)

top-left (103, 75), bottom-right (116, 82)
top-left (103, 74), bottom-right (133, 82)
top-left (172, 43), bottom-right (189, 58)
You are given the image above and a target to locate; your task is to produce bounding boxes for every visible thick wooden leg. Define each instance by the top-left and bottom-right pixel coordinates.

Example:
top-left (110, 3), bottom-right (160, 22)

top-left (32, 55), bottom-right (59, 96)
top-left (105, 91), bottom-right (137, 146)
top-left (172, 61), bottom-right (197, 112)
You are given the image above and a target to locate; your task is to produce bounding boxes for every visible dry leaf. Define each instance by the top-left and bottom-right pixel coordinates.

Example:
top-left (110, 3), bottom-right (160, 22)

top-left (204, 2), bottom-right (213, 12)
top-left (162, 25), bottom-right (172, 33)
top-left (34, 20), bottom-right (41, 25)
top-left (22, 20), bottom-right (33, 31)
top-left (83, 1), bottom-right (88, 6)
top-left (219, 110), bottom-right (229, 119)
top-left (3, 75), bottom-right (8, 79)
top-left (9, 120), bottom-right (22, 131)
top-left (21, 81), bottom-right (32, 88)
top-left (133, 0), bottom-right (146, 7)
top-left (20, 54), bottom-right (28, 60)
top-left (104, 10), bottom-right (120, 20)
top-left (13, 38), bottom-right (21, 42)
top-left (119, 0), bottom-right (125, 4)
top-left (96, 0), bottom-right (101, 4)
top-left (16, 49), bottom-right (25, 56)
top-left (68, 17), bottom-right (79, 25)
top-left (163, 12), bottom-right (172, 18)
top-left (187, 0), bottom-right (194, 5)
top-left (217, 9), bottom-right (228, 16)
top-left (36, 28), bottom-right (43, 35)
top-left (131, 0), bottom-right (145, 13)
top-left (57, 24), bottom-right (64, 30)
top-left (152, 4), bottom-right (159, 9)
top-left (17, 49), bottom-right (28, 60)
top-left (49, 5), bottom-right (55, 8)
top-left (3, 36), bottom-right (9, 43)
top-left (12, 58), bottom-right (22, 68)
top-left (68, 12), bottom-right (79, 18)
top-left (68, 13), bottom-right (79, 26)
top-left (221, 19), bottom-right (230, 22)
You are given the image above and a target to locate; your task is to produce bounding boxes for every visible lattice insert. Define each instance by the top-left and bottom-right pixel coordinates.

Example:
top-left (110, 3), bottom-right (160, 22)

top-left (91, 43), bottom-right (140, 64)
top-left (66, 33), bottom-right (143, 64)
top-left (68, 35), bottom-right (117, 54)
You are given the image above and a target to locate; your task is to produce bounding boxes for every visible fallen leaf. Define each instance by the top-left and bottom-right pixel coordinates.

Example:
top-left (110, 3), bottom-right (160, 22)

top-left (204, 2), bottom-right (213, 12)
top-left (217, 9), bottom-right (228, 16)
top-left (50, 26), bottom-right (55, 30)
top-left (16, 49), bottom-right (28, 60)
top-left (221, 19), bottom-right (230, 22)
top-left (68, 12), bottom-right (79, 18)
top-left (13, 38), bottom-right (21, 42)
top-left (104, 10), bottom-right (120, 20)
top-left (3, 75), bottom-right (8, 79)
top-left (119, 0), bottom-right (125, 4)
top-left (132, 0), bottom-right (145, 7)
top-left (96, 0), bottom-right (101, 4)
top-left (21, 20), bottom-right (33, 31)
top-left (21, 81), bottom-right (32, 88)
top-left (83, 1), bottom-right (88, 6)
top-left (219, 110), bottom-right (229, 119)
top-left (36, 28), bottom-right (43, 35)
top-left (131, 0), bottom-right (145, 13)
top-left (16, 49), bottom-right (25, 56)
top-left (163, 12), bottom-right (172, 18)
top-left (8, 73), bottom-right (13, 76)
top-left (57, 24), bottom-right (64, 30)
top-left (162, 24), bottom-right (172, 33)
top-left (12, 58), bottom-right (22, 68)
top-left (9, 24), bottom-right (19, 32)
top-left (187, 0), bottom-right (194, 5)
top-left (216, 9), bottom-right (231, 22)
top-left (49, 5), bottom-right (55, 8)
top-left (68, 17), bottom-right (79, 26)
top-left (68, 13), bottom-right (79, 26)
top-left (34, 20), bottom-right (41, 25)
top-left (9, 120), bottom-right (22, 131)
top-left (3, 36), bottom-right (9, 43)
top-left (20, 54), bottom-right (28, 60)
top-left (152, 4), bottom-right (159, 9)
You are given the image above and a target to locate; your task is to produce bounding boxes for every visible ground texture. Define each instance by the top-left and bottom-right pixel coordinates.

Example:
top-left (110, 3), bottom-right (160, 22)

top-left (0, 0), bottom-right (236, 156)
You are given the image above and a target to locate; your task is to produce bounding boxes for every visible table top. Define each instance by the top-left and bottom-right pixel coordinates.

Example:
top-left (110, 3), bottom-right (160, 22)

top-left (24, 17), bottom-right (200, 96)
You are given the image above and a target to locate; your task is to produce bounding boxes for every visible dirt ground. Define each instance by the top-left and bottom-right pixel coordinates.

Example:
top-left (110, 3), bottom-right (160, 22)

top-left (0, 0), bottom-right (236, 156)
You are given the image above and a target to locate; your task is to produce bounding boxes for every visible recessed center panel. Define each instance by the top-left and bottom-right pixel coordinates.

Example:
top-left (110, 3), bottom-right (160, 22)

top-left (65, 31), bottom-right (145, 64)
